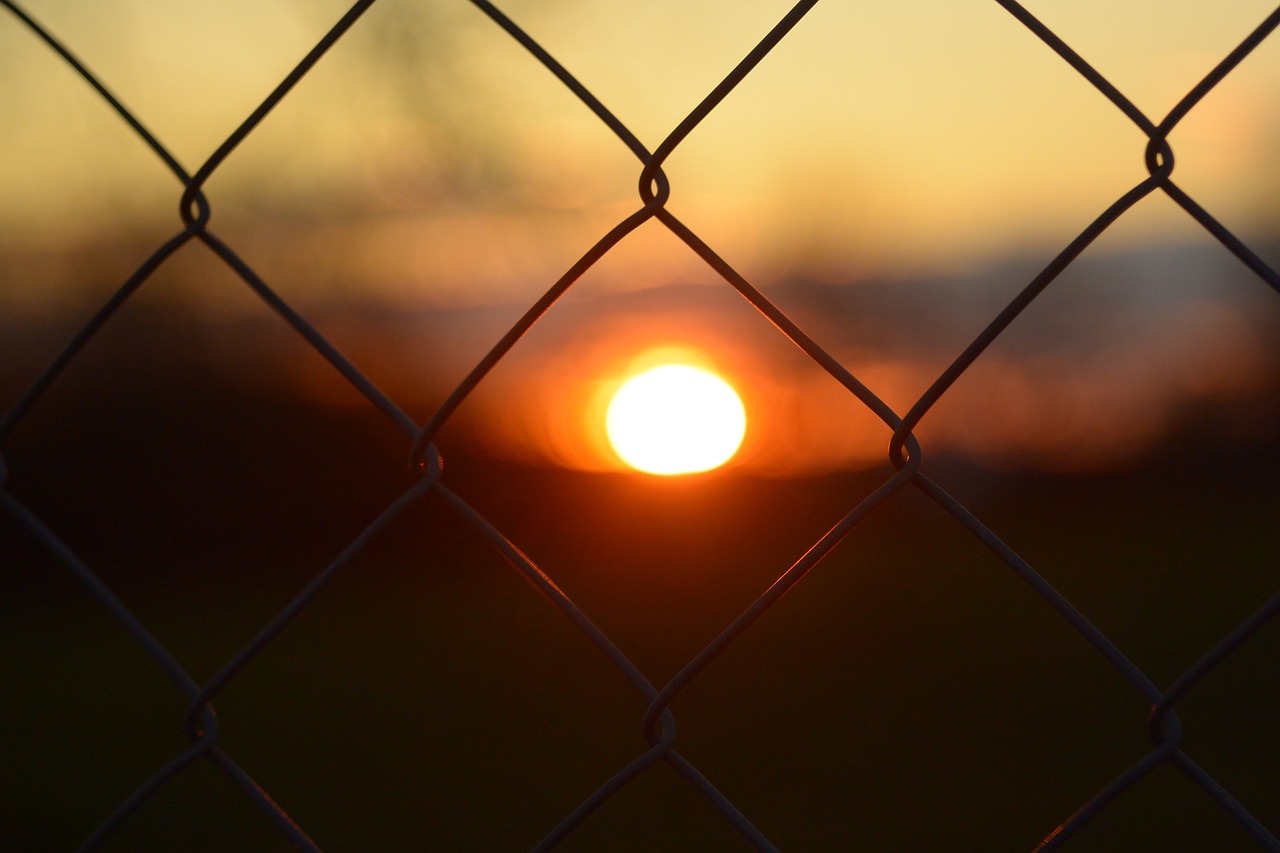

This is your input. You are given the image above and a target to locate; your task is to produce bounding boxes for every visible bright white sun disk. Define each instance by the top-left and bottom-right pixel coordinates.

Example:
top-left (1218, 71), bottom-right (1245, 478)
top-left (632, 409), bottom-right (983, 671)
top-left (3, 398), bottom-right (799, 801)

top-left (606, 364), bottom-right (746, 475)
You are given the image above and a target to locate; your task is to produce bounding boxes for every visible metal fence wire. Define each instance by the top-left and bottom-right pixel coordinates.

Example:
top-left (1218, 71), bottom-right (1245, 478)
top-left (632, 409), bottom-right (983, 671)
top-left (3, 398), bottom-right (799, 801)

top-left (2, 1), bottom-right (1279, 850)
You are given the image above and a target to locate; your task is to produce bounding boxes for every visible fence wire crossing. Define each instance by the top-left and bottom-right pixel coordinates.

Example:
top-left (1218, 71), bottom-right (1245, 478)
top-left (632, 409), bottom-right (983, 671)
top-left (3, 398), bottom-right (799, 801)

top-left (2, 1), bottom-right (1279, 850)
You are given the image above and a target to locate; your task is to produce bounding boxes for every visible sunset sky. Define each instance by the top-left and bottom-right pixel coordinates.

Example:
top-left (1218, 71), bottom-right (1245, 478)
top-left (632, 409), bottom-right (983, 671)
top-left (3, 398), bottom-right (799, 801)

top-left (3, 1), bottom-right (1278, 286)
top-left (2, 0), bottom-right (1279, 472)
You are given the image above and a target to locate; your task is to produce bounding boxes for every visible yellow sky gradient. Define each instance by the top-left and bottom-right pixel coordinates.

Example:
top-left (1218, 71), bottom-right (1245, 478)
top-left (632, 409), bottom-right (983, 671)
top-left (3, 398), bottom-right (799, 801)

top-left (2, 0), bottom-right (1278, 308)
top-left (2, 1), bottom-right (1279, 474)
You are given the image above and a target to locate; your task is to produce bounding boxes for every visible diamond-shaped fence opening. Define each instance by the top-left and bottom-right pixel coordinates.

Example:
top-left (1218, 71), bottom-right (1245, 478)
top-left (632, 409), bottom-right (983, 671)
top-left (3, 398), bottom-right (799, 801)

top-left (2, 1), bottom-right (1278, 850)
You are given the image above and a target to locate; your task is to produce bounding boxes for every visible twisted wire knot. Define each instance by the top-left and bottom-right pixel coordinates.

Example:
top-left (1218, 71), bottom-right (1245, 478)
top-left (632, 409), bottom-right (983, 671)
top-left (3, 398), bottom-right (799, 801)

top-left (1144, 136), bottom-right (1175, 181)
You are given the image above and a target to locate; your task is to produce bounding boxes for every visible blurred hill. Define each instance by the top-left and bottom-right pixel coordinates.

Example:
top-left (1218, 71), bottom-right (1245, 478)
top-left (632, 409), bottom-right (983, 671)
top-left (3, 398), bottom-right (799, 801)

top-left (2, 235), bottom-right (1279, 851)
top-left (3, 236), bottom-right (1278, 473)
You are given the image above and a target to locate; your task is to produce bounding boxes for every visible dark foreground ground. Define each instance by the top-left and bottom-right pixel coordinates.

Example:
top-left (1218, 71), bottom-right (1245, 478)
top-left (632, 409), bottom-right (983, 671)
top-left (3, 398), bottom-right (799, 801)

top-left (1, 329), bottom-right (1278, 852)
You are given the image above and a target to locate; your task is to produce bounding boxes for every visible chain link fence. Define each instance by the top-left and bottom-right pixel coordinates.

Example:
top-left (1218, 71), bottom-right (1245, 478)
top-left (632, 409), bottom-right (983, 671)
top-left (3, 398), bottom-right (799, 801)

top-left (2, 1), bottom-right (1278, 850)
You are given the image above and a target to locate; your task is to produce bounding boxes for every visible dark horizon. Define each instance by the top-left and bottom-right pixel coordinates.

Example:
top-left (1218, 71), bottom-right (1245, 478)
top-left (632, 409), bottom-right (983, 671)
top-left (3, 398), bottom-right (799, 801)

top-left (5, 232), bottom-right (1279, 479)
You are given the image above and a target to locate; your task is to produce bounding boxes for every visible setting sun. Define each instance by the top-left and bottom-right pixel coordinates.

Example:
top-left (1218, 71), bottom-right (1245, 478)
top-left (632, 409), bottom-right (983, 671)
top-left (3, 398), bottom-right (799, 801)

top-left (606, 364), bottom-right (747, 476)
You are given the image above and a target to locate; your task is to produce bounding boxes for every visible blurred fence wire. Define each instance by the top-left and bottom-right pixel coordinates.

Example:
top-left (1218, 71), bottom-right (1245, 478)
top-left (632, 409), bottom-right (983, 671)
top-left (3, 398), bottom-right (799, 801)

top-left (2, 0), bottom-right (1279, 850)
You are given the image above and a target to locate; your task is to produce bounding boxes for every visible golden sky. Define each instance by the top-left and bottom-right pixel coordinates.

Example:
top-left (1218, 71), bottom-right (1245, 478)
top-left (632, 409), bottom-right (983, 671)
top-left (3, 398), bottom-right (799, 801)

top-left (2, 0), bottom-right (1278, 304)
top-left (2, 1), bottom-right (1279, 473)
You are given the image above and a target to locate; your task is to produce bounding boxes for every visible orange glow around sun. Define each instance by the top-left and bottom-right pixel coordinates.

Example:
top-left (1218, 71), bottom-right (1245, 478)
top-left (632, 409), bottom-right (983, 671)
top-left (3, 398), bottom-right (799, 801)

top-left (606, 363), bottom-right (747, 475)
